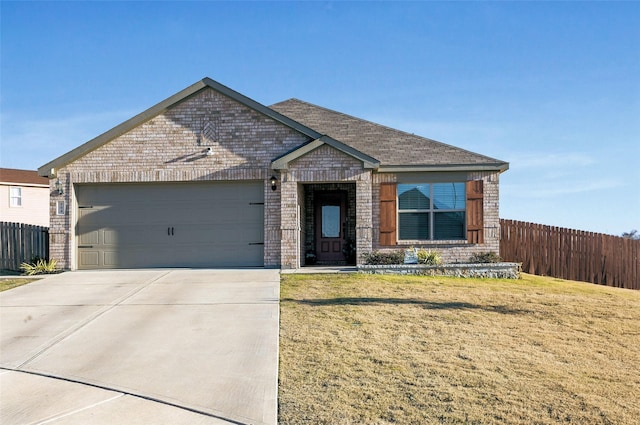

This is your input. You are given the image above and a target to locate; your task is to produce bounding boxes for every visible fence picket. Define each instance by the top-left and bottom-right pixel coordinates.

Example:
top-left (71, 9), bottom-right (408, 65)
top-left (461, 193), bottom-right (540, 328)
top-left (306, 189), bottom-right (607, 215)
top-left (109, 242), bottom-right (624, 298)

top-left (500, 219), bottom-right (639, 290)
top-left (0, 222), bottom-right (49, 271)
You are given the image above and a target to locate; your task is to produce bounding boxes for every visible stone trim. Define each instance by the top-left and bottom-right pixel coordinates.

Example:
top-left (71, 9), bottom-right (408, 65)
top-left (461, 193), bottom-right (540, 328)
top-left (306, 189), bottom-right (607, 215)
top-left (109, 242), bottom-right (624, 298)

top-left (358, 263), bottom-right (521, 279)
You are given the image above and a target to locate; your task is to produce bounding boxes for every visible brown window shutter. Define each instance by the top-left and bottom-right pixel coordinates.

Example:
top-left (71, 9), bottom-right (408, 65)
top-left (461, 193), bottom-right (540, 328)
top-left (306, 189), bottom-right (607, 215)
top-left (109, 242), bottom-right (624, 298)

top-left (466, 180), bottom-right (484, 244)
top-left (379, 183), bottom-right (397, 246)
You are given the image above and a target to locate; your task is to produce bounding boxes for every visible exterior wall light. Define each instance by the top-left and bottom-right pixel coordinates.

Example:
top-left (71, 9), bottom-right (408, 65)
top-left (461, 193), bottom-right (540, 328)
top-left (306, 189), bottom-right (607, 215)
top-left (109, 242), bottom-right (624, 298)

top-left (270, 175), bottom-right (278, 191)
top-left (55, 178), bottom-right (64, 195)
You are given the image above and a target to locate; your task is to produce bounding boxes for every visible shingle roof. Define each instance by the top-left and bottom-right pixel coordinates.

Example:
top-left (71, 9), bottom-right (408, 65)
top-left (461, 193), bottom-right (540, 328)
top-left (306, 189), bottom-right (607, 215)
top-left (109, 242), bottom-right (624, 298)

top-left (0, 168), bottom-right (49, 185)
top-left (39, 78), bottom-right (508, 176)
top-left (270, 99), bottom-right (508, 171)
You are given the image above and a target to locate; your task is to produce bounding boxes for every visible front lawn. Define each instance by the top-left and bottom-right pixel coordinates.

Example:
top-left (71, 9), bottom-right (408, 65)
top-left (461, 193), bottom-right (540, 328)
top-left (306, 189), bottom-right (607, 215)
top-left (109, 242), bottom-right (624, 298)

top-left (0, 278), bottom-right (38, 292)
top-left (279, 273), bottom-right (640, 424)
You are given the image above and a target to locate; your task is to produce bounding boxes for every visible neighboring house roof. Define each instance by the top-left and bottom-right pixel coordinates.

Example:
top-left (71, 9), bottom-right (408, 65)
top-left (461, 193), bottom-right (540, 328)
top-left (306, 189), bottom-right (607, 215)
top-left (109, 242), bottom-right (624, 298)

top-left (0, 168), bottom-right (49, 186)
top-left (270, 99), bottom-right (508, 172)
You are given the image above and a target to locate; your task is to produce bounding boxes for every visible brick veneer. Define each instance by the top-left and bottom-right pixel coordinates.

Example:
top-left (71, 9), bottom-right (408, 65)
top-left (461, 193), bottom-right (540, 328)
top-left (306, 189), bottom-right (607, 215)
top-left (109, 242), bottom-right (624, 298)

top-left (280, 144), bottom-right (372, 269)
top-left (370, 171), bottom-right (502, 263)
top-left (48, 87), bottom-right (502, 270)
top-left (50, 88), bottom-right (309, 269)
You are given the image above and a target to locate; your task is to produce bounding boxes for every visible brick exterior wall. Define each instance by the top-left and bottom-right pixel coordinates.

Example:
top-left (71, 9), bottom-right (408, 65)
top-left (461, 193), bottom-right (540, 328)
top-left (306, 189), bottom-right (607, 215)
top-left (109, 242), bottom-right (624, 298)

top-left (48, 86), bottom-right (503, 270)
top-left (370, 171), bottom-right (501, 264)
top-left (280, 144), bottom-right (372, 269)
top-left (50, 88), bottom-right (309, 269)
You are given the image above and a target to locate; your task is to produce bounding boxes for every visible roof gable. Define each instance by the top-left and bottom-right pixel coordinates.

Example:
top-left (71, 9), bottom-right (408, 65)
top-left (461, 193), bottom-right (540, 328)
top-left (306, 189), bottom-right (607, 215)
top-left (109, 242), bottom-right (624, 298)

top-left (271, 135), bottom-right (379, 170)
top-left (270, 99), bottom-right (508, 172)
top-left (38, 78), bottom-right (323, 177)
top-left (38, 78), bottom-right (508, 176)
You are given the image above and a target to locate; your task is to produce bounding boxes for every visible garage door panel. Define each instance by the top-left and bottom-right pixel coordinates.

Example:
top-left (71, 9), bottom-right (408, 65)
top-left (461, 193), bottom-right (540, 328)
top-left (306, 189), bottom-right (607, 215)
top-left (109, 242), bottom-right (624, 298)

top-left (79, 251), bottom-right (100, 267)
top-left (78, 225), bottom-right (170, 247)
top-left (79, 230), bottom-right (99, 245)
top-left (76, 182), bottom-right (264, 269)
top-left (80, 206), bottom-right (169, 226)
top-left (172, 225), bottom-right (259, 244)
top-left (108, 226), bottom-right (173, 246)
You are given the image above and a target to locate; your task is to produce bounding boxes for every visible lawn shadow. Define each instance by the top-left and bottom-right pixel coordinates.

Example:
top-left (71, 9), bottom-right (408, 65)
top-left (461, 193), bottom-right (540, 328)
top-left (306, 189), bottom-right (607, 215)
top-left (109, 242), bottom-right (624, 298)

top-left (282, 297), bottom-right (530, 315)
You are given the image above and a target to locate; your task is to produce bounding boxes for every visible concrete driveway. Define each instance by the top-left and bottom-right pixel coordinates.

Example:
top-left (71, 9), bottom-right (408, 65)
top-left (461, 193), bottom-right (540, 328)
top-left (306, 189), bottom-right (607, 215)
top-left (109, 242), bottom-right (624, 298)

top-left (0, 269), bottom-right (280, 425)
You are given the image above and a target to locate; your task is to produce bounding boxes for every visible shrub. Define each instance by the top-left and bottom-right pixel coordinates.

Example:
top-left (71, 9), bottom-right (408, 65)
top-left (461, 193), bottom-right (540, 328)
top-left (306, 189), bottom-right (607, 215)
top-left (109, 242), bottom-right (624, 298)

top-left (20, 259), bottom-right (58, 276)
top-left (416, 249), bottom-right (443, 265)
top-left (469, 251), bottom-right (502, 263)
top-left (362, 250), bottom-right (405, 265)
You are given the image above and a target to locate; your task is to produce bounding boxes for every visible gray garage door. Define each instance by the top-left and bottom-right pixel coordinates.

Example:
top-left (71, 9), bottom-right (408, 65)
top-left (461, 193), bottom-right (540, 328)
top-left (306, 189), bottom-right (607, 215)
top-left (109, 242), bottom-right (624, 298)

top-left (76, 182), bottom-right (264, 269)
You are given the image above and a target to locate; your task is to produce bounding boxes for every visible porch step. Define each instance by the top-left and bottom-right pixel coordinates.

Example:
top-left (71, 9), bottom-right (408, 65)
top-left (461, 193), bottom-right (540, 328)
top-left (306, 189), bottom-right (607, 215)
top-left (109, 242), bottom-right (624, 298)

top-left (281, 266), bottom-right (357, 274)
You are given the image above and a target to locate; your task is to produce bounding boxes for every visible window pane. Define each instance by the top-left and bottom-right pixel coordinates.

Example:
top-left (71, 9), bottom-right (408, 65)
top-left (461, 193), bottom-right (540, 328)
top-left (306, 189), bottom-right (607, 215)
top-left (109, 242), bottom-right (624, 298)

top-left (56, 200), bottom-right (66, 216)
top-left (398, 184), bottom-right (430, 210)
top-left (10, 187), bottom-right (22, 207)
top-left (433, 183), bottom-right (465, 210)
top-left (434, 212), bottom-right (465, 240)
top-left (322, 205), bottom-right (340, 237)
top-left (399, 212), bottom-right (429, 240)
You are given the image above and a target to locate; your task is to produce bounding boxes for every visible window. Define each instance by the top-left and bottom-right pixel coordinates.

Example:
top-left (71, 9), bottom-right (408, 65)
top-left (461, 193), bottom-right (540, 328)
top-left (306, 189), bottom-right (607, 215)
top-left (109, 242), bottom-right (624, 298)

top-left (9, 187), bottom-right (22, 207)
top-left (321, 205), bottom-right (340, 237)
top-left (56, 200), bottom-right (66, 216)
top-left (398, 183), bottom-right (466, 240)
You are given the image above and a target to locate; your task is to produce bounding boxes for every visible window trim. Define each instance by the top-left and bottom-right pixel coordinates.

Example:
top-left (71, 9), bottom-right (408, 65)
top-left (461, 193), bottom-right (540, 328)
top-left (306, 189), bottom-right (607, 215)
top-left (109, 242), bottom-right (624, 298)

top-left (397, 182), bottom-right (466, 242)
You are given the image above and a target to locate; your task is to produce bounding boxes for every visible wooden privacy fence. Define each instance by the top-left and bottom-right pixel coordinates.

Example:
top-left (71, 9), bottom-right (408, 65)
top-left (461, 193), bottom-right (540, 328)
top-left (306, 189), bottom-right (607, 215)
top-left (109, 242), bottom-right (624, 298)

top-left (0, 222), bottom-right (49, 271)
top-left (500, 219), bottom-right (639, 290)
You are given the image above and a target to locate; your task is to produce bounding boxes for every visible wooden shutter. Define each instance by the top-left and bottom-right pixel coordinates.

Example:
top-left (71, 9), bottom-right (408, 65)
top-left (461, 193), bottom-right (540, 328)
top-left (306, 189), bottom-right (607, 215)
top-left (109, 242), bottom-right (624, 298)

top-left (379, 183), bottom-right (397, 246)
top-left (466, 180), bottom-right (484, 244)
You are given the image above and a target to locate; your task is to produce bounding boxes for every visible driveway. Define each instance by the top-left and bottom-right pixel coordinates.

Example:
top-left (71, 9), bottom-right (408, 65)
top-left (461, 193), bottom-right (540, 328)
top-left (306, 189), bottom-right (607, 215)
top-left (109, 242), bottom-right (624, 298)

top-left (0, 269), bottom-right (280, 425)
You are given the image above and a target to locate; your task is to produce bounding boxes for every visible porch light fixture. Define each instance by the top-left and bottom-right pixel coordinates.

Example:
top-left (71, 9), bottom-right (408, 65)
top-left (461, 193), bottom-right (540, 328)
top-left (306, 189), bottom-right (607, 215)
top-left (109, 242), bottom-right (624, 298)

top-left (270, 175), bottom-right (278, 191)
top-left (55, 178), bottom-right (64, 195)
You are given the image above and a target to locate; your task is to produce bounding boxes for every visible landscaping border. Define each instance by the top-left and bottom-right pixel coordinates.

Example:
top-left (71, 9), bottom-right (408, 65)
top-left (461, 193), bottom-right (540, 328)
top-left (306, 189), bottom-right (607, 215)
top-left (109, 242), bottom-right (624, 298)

top-left (358, 262), bottom-right (522, 279)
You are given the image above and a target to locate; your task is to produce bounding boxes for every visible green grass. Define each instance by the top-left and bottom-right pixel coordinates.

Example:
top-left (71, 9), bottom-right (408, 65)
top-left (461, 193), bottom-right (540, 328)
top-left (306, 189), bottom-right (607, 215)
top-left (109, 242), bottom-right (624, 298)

top-left (0, 277), bottom-right (38, 292)
top-left (279, 273), bottom-right (640, 424)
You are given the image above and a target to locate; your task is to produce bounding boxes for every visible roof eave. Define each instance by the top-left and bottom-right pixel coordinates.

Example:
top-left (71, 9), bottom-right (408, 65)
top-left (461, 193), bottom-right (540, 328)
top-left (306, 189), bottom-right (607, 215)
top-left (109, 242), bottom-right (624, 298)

top-left (0, 181), bottom-right (50, 188)
top-left (377, 163), bottom-right (509, 173)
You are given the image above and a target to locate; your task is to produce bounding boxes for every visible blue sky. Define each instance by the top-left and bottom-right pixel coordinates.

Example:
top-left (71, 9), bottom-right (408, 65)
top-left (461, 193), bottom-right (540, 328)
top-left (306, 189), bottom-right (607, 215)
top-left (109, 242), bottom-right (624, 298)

top-left (1, 1), bottom-right (638, 236)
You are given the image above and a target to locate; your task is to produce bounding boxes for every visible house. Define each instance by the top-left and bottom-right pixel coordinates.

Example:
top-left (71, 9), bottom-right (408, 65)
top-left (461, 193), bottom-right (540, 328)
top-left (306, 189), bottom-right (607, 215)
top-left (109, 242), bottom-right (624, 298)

top-left (0, 168), bottom-right (50, 227)
top-left (38, 78), bottom-right (508, 270)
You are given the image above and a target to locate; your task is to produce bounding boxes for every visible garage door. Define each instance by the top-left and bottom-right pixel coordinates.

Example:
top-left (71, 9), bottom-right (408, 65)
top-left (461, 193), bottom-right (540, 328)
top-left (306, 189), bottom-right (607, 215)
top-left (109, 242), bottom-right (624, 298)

top-left (76, 182), bottom-right (264, 269)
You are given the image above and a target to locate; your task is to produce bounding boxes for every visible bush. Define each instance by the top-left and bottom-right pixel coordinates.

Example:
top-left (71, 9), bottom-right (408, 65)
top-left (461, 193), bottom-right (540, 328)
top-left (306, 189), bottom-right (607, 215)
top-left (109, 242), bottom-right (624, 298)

top-left (416, 249), bottom-right (442, 265)
top-left (362, 250), bottom-right (405, 265)
top-left (469, 251), bottom-right (502, 263)
top-left (20, 259), bottom-right (58, 275)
